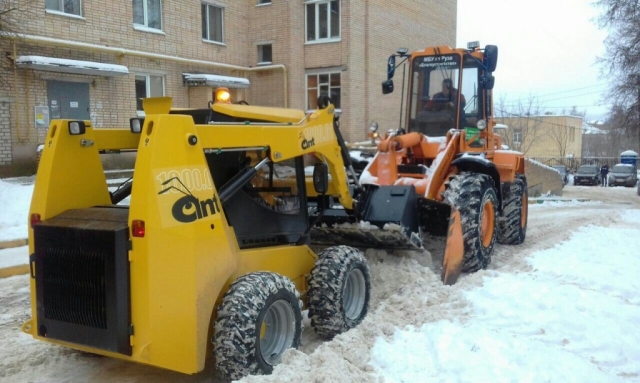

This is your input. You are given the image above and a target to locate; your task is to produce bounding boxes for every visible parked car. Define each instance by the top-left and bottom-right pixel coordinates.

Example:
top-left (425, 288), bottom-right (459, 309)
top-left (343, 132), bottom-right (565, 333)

top-left (574, 165), bottom-right (601, 186)
top-left (551, 165), bottom-right (569, 186)
top-left (608, 163), bottom-right (638, 187)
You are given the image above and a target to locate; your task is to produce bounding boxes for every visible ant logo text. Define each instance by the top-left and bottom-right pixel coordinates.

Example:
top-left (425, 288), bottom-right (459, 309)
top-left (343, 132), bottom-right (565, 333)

top-left (156, 168), bottom-right (220, 224)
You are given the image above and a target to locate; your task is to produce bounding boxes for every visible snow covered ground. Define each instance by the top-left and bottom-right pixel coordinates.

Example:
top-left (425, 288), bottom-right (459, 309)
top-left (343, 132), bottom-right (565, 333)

top-left (1, 182), bottom-right (640, 382)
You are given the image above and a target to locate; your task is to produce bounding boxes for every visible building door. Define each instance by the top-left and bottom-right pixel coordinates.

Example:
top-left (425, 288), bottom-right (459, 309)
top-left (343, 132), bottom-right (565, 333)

top-left (46, 81), bottom-right (90, 120)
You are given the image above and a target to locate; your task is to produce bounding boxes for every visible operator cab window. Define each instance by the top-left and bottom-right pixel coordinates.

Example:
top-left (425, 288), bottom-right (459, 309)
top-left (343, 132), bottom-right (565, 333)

top-left (205, 150), bottom-right (309, 248)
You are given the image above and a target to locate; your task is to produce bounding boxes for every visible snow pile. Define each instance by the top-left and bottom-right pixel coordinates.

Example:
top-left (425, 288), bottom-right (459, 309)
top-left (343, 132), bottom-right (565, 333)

top-left (241, 209), bottom-right (640, 383)
top-left (0, 180), bottom-right (33, 242)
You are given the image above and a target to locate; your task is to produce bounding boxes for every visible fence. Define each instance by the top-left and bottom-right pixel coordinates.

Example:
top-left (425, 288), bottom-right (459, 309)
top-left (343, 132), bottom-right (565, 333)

top-left (527, 157), bottom-right (638, 172)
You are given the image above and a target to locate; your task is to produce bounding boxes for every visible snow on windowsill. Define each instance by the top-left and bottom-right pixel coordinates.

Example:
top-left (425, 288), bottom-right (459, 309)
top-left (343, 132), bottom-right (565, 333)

top-left (45, 9), bottom-right (85, 20)
top-left (255, 2), bottom-right (272, 6)
top-left (304, 38), bottom-right (342, 46)
top-left (133, 24), bottom-right (166, 35)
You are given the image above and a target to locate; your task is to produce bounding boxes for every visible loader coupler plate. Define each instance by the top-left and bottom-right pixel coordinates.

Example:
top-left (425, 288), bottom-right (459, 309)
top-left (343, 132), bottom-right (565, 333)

top-left (311, 222), bottom-right (422, 250)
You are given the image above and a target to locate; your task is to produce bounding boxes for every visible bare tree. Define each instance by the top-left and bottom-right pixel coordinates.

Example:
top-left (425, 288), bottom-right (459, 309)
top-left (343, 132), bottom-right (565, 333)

top-left (596, 0), bottom-right (640, 144)
top-left (549, 124), bottom-right (570, 159)
top-left (495, 95), bottom-right (546, 156)
top-left (0, 1), bottom-right (37, 89)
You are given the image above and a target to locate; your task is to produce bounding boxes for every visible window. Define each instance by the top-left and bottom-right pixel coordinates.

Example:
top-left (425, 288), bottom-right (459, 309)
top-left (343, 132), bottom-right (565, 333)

top-left (305, 0), bottom-right (340, 43)
top-left (258, 44), bottom-right (272, 65)
top-left (202, 3), bottom-right (224, 43)
top-left (135, 74), bottom-right (164, 111)
top-left (133, 0), bottom-right (162, 30)
top-left (46, 0), bottom-right (82, 16)
top-left (306, 72), bottom-right (341, 110)
top-left (570, 126), bottom-right (575, 142)
top-left (513, 128), bottom-right (522, 144)
top-left (257, 0), bottom-right (271, 4)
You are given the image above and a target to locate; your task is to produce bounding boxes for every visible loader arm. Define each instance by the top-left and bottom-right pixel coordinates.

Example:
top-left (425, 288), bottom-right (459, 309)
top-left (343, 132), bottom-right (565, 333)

top-left (204, 104), bottom-right (355, 209)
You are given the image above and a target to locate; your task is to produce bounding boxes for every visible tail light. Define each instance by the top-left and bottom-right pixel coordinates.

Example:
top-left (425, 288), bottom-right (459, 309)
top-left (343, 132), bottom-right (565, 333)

top-left (132, 220), bottom-right (145, 237)
top-left (30, 213), bottom-right (42, 228)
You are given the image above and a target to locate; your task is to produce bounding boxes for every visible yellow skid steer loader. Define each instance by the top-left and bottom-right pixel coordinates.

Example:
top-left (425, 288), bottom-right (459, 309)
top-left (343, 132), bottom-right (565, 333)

top-left (23, 95), bottom-right (464, 380)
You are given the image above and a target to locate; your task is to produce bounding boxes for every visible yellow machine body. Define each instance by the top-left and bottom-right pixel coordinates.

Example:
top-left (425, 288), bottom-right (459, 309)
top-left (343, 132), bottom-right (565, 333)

top-left (23, 99), bottom-right (357, 374)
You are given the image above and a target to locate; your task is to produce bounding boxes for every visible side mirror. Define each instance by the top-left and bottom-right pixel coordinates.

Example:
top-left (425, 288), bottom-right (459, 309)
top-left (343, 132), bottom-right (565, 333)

top-left (382, 79), bottom-right (394, 94)
top-left (313, 163), bottom-right (329, 195)
top-left (484, 45), bottom-right (498, 73)
top-left (482, 74), bottom-right (495, 90)
top-left (387, 55), bottom-right (396, 80)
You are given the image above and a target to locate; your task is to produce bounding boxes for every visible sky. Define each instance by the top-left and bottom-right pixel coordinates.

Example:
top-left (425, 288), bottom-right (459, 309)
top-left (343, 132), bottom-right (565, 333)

top-left (3, 175), bottom-right (640, 382)
top-left (457, 0), bottom-right (611, 122)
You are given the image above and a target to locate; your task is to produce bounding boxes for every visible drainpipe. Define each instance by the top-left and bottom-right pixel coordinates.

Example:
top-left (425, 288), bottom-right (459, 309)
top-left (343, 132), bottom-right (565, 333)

top-left (1, 32), bottom-right (288, 107)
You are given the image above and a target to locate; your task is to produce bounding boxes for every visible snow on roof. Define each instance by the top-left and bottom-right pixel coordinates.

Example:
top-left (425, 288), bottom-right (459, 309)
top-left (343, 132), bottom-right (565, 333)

top-left (16, 55), bottom-right (129, 76)
top-left (621, 150), bottom-right (638, 156)
top-left (183, 73), bottom-right (250, 89)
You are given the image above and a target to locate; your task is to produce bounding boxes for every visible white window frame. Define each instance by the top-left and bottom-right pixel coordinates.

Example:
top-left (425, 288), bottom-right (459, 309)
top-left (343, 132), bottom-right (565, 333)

top-left (202, 2), bottom-right (225, 45)
top-left (513, 129), bottom-right (522, 144)
top-left (133, 0), bottom-right (163, 31)
top-left (45, 0), bottom-right (83, 17)
top-left (257, 44), bottom-right (273, 65)
top-left (305, 70), bottom-right (341, 113)
top-left (135, 74), bottom-right (165, 114)
top-left (304, 0), bottom-right (341, 44)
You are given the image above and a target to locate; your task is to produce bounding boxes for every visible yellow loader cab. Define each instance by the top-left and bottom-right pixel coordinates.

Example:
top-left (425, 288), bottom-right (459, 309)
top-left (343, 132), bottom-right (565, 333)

top-left (24, 97), bottom-right (372, 380)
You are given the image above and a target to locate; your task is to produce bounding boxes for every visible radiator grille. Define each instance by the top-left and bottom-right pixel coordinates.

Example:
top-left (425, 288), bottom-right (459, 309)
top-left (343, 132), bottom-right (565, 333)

top-left (42, 248), bottom-right (107, 329)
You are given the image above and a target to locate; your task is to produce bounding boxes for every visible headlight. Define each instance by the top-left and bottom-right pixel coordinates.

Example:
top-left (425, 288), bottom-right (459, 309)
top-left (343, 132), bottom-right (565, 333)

top-left (477, 119), bottom-right (487, 130)
top-left (68, 121), bottom-right (86, 135)
top-left (369, 122), bottom-right (379, 133)
top-left (129, 118), bottom-right (144, 133)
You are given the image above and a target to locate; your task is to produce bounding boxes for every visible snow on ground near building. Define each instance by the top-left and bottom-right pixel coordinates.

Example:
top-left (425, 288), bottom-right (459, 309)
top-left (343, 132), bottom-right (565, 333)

top-left (1, 181), bottom-right (640, 382)
top-left (0, 180), bottom-right (33, 242)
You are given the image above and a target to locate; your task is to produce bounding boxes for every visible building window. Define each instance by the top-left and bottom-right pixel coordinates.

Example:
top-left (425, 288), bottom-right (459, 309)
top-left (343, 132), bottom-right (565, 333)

top-left (570, 126), bottom-right (575, 142)
top-left (513, 128), bottom-right (522, 144)
top-left (133, 0), bottom-right (162, 30)
top-left (258, 44), bottom-right (272, 65)
top-left (202, 3), bottom-right (224, 43)
top-left (257, 0), bottom-right (271, 4)
top-left (305, 0), bottom-right (340, 43)
top-left (46, 0), bottom-right (82, 16)
top-left (135, 74), bottom-right (165, 111)
top-left (306, 72), bottom-right (341, 110)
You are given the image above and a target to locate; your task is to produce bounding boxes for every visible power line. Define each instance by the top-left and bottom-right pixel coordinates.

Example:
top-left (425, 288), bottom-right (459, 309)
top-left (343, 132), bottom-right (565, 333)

top-left (500, 90), bottom-right (607, 106)
top-left (497, 83), bottom-right (608, 103)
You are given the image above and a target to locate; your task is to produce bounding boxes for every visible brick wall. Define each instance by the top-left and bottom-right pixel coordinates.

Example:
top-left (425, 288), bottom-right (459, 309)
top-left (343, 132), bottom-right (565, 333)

top-left (0, 98), bottom-right (13, 165)
top-left (525, 158), bottom-right (563, 197)
top-left (1, 0), bottom-right (456, 170)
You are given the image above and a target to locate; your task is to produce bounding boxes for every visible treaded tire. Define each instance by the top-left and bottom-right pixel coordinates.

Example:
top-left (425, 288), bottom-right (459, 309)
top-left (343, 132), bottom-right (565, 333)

top-left (442, 172), bottom-right (498, 272)
top-left (308, 245), bottom-right (371, 339)
top-left (498, 174), bottom-right (528, 245)
top-left (214, 272), bottom-right (302, 381)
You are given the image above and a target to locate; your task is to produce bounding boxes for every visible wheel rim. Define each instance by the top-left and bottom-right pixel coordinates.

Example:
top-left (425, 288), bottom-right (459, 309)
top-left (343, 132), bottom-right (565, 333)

top-left (480, 198), bottom-right (495, 248)
top-left (259, 300), bottom-right (295, 366)
top-left (342, 268), bottom-right (366, 320)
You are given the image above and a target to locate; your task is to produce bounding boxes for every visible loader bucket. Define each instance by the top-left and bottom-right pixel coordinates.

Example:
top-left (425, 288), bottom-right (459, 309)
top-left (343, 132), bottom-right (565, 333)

top-left (418, 199), bottom-right (464, 285)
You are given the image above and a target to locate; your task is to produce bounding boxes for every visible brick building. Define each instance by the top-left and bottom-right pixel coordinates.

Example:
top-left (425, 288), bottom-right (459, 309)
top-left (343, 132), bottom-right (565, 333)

top-left (0, 0), bottom-right (457, 174)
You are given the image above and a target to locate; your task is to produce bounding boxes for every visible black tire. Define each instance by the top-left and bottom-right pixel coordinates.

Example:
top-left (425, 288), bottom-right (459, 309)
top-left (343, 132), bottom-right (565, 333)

top-left (442, 172), bottom-right (498, 272)
top-left (214, 272), bottom-right (302, 381)
top-left (307, 246), bottom-right (371, 339)
top-left (498, 174), bottom-right (528, 245)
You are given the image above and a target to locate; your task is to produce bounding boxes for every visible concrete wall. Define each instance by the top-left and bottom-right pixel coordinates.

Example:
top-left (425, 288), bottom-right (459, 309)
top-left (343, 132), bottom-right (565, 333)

top-left (525, 158), bottom-right (563, 197)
